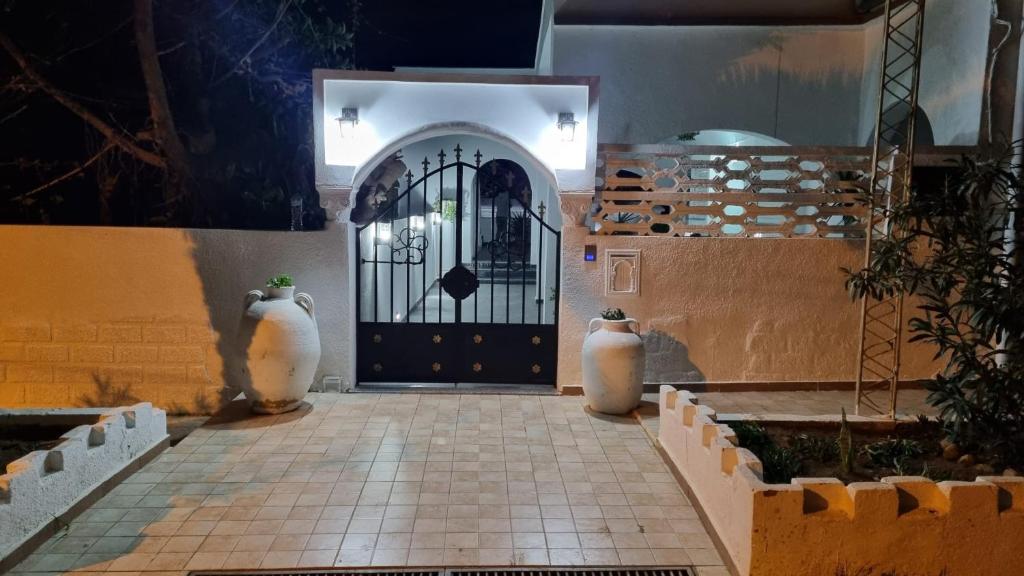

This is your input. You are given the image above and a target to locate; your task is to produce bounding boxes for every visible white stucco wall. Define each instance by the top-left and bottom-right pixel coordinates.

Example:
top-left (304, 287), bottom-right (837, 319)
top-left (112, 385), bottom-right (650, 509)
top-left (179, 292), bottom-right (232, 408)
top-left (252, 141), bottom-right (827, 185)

top-left (859, 0), bottom-right (991, 146)
top-left (553, 25), bottom-right (867, 145)
top-left (313, 71), bottom-right (600, 195)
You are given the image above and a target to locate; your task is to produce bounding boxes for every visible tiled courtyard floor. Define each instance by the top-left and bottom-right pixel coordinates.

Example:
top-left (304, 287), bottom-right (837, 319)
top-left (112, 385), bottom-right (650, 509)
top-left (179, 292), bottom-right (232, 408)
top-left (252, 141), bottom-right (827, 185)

top-left (12, 393), bottom-right (727, 576)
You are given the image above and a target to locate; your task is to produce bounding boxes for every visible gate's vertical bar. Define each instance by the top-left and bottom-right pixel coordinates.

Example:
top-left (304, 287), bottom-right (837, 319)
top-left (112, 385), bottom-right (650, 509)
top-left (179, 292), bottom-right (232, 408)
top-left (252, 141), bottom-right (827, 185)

top-left (438, 150), bottom-right (445, 324)
top-left (490, 189), bottom-right (496, 323)
top-left (406, 171), bottom-right (414, 323)
top-left (454, 145), bottom-right (464, 324)
top-left (422, 158), bottom-right (429, 324)
top-left (389, 202), bottom-right (396, 323)
top-left (537, 211), bottom-right (545, 325)
top-left (505, 190), bottom-right (511, 324)
top-left (521, 202), bottom-right (527, 324)
top-left (474, 151), bottom-right (481, 323)
top-left (373, 221), bottom-right (379, 323)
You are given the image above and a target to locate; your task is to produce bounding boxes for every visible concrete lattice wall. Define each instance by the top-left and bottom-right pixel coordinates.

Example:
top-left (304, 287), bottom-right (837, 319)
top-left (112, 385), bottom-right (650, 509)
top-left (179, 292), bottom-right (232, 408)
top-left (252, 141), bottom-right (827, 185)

top-left (658, 386), bottom-right (1024, 576)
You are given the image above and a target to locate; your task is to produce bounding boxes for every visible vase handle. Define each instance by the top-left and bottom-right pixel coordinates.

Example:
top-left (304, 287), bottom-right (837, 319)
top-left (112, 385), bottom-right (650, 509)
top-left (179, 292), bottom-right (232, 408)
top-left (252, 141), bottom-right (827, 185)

top-left (244, 290), bottom-right (263, 309)
top-left (626, 318), bottom-right (641, 335)
top-left (588, 318), bottom-right (603, 334)
top-left (295, 292), bottom-right (315, 319)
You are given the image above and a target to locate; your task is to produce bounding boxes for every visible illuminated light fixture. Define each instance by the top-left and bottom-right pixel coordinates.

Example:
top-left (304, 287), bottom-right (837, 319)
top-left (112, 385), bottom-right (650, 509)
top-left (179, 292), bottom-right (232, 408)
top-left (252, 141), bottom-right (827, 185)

top-left (374, 221), bottom-right (391, 243)
top-left (336, 107), bottom-right (359, 138)
top-left (557, 112), bottom-right (578, 142)
top-left (410, 215), bottom-right (425, 230)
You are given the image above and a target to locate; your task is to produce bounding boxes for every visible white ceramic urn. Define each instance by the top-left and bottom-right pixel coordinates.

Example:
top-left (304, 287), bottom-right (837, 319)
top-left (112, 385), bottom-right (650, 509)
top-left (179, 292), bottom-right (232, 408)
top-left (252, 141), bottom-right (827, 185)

top-left (581, 317), bottom-right (645, 414)
top-left (239, 286), bottom-right (321, 414)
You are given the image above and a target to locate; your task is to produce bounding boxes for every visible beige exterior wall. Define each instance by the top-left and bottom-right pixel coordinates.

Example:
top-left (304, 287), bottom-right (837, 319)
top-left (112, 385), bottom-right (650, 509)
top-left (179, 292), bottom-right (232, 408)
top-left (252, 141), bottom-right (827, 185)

top-left (0, 225), bottom-right (349, 413)
top-left (557, 229), bottom-right (939, 390)
top-left (0, 224), bottom-right (937, 413)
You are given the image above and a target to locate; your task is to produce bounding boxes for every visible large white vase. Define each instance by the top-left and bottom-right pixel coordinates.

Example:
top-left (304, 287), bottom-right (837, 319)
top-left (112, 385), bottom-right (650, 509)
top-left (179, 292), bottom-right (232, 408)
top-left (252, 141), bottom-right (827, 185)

top-left (239, 286), bottom-right (321, 414)
top-left (582, 318), bottom-right (645, 414)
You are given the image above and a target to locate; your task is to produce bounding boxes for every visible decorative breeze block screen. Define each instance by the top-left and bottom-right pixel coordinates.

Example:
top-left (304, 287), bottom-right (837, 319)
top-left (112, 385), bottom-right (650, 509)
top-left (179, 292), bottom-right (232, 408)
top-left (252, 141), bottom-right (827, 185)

top-left (595, 145), bottom-right (873, 238)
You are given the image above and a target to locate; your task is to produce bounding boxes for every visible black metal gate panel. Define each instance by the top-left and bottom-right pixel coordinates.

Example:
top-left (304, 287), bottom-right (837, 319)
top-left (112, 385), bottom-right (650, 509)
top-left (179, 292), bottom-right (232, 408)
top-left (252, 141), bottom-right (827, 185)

top-left (355, 146), bottom-right (560, 386)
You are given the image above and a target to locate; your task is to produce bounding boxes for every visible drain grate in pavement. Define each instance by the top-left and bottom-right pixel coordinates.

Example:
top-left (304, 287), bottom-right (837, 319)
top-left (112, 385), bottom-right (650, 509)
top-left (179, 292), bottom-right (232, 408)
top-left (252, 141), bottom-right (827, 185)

top-left (191, 567), bottom-right (695, 576)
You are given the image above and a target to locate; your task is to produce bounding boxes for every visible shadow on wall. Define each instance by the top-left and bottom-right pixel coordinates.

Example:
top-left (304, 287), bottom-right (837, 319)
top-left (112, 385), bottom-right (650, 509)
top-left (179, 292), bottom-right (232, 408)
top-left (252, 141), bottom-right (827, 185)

top-left (642, 329), bottom-right (705, 383)
top-left (75, 373), bottom-right (216, 416)
top-left (186, 231), bottom-right (251, 414)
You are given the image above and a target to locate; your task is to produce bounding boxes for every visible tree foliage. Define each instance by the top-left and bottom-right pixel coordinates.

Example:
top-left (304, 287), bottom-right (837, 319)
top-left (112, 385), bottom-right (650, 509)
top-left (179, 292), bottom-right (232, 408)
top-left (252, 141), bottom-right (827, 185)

top-left (845, 146), bottom-right (1024, 466)
top-left (0, 0), bottom-right (359, 228)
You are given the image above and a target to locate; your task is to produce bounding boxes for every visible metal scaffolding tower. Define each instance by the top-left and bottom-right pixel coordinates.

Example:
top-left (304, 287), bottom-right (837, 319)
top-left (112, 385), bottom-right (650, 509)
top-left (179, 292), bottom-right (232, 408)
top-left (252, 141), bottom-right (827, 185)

top-left (855, 0), bottom-right (927, 417)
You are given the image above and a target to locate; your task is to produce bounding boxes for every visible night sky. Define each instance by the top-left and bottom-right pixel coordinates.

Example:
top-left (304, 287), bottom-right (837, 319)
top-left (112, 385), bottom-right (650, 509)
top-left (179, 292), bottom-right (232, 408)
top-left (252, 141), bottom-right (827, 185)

top-left (350, 0), bottom-right (542, 70)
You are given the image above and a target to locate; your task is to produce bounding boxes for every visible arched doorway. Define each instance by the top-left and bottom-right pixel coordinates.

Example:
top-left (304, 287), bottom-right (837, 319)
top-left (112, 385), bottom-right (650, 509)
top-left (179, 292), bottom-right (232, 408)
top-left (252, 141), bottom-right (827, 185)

top-left (352, 136), bottom-right (561, 387)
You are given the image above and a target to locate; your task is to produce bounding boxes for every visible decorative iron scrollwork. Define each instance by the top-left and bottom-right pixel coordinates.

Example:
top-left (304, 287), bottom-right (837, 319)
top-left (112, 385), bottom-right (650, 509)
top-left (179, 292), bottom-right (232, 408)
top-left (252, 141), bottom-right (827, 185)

top-left (531, 364), bottom-right (541, 374)
top-left (473, 334), bottom-right (483, 344)
top-left (362, 226), bottom-right (429, 265)
top-left (432, 334), bottom-right (442, 344)
top-left (431, 362), bottom-right (442, 373)
top-left (472, 362), bottom-right (482, 372)
top-left (531, 336), bottom-right (541, 345)
top-left (373, 334), bottom-right (382, 343)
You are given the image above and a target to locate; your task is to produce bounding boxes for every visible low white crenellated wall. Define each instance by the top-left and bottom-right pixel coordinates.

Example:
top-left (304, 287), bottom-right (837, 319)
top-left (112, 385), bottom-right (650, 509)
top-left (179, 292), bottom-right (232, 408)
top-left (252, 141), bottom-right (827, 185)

top-left (0, 403), bottom-right (168, 564)
top-left (657, 385), bottom-right (1024, 576)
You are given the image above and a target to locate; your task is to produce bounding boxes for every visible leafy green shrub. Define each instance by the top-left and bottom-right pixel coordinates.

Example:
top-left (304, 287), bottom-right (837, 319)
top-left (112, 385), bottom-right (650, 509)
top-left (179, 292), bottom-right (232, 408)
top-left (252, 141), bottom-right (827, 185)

top-left (760, 445), bottom-right (804, 484)
top-left (845, 148), bottom-right (1024, 467)
top-left (601, 308), bottom-right (626, 321)
top-left (267, 274), bottom-right (294, 288)
top-left (790, 433), bottom-right (840, 463)
top-left (861, 438), bottom-right (924, 475)
top-left (730, 421), bottom-right (772, 455)
top-left (730, 422), bottom-right (804, 483)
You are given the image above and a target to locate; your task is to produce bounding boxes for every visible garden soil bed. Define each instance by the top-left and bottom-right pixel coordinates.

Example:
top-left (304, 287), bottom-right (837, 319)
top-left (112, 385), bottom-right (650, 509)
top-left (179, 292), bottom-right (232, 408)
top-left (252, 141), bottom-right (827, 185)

top-left (0, 424), bottom-right (75, 471)
top-left (731, 419), bottom-right (1019, 484)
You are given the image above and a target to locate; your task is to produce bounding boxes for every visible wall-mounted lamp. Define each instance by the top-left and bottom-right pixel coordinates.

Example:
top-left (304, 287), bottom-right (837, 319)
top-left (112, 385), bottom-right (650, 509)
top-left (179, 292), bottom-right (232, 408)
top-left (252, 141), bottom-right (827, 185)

top-left (336, 107), bottom-right (359, 138)
top-left (558, 112), bottom-right (578, 142)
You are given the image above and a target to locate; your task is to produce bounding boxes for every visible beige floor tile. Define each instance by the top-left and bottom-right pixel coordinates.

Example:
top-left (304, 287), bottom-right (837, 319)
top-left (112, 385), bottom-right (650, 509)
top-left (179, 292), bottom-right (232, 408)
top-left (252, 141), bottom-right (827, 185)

top-left (15, 393), bottom-right (728, 573)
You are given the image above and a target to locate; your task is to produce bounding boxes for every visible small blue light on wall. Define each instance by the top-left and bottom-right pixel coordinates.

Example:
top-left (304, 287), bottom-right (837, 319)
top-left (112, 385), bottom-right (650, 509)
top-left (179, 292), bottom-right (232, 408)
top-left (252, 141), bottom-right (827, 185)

top-left (584, 244), bottom-right (597, 262)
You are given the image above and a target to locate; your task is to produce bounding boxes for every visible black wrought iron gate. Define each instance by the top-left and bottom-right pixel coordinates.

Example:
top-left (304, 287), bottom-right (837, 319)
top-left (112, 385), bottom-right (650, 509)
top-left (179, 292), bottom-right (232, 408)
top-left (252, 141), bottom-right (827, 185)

top-left (355, 145), bottom-right (560, 386)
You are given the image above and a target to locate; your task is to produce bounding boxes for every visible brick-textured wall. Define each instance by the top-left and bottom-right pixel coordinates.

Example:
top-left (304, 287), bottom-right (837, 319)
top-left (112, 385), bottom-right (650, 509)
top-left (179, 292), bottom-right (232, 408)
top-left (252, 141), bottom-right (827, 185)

top-left (0, 320), bottom-right (219, 413)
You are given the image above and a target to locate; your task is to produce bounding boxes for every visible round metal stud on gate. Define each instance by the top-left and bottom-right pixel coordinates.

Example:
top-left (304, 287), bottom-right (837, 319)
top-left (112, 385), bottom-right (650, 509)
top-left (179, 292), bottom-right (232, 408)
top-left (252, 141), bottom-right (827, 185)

top-left (432, 334), bottom-right (443, 344)
top-left (531, 336), bottom-right (541, 345)
top-left (432, 362), bottom-right (442, 373)
top-left (372, 334), bottom-right (382, 343)
top-left (472, 362), bottom-right (482, 372)
top-left (373, 363), bottom-right (383, 372)
top-left (473, 334), bottom-right (483, 344)
top-left (531, 364), bottom-right (542, 374)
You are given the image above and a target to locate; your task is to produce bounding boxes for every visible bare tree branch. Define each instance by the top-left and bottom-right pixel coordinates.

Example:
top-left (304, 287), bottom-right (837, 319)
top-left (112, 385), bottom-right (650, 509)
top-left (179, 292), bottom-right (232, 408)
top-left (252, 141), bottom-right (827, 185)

top-left (12, 140), bottom-right (117, 201)
top-left (0, 31), bottom-right (166, 168)
top-left (211, 0), bottom-right (292, 86)
top-left (134, 0), bottom-right (191, 208)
